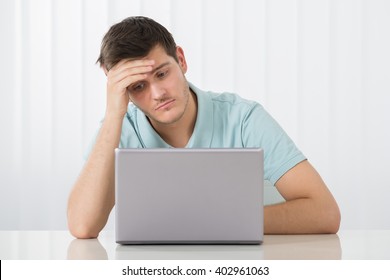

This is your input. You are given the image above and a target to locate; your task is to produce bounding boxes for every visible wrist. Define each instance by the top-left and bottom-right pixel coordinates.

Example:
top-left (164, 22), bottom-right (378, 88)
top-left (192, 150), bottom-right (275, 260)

top-left (104, 111), bottom-right (126, 122)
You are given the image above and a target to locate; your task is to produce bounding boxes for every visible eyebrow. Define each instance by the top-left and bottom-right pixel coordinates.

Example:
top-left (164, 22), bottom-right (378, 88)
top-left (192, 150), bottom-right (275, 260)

top-left (151, 62), bottom-right (171, 74)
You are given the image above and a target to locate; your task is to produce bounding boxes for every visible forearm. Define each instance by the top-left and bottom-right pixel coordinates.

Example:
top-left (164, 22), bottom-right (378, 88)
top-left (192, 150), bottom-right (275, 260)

top-left (67, 115), bottom-right (123, 238)
top-left (264, 196), bottom-right (340, 234)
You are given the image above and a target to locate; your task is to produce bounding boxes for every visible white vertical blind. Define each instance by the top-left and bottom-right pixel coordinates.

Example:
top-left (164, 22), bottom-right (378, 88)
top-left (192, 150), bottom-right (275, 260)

top-left (0, 0), bottom-right (389, 230)
top-left (329, 0), bottom-right (366, 228)
top-left (297, 0), bottom-right (330, 178)
top-left (266, 0), bottom-right (299, 141)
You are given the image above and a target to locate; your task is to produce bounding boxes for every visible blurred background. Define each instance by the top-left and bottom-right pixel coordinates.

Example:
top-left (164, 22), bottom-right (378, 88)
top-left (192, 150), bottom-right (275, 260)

top-left (0, 0), bottom-right (389, 230)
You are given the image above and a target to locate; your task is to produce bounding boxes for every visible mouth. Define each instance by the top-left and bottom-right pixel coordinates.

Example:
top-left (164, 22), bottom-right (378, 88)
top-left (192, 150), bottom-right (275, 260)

top-left (155, 99), bottom-right (175, 111)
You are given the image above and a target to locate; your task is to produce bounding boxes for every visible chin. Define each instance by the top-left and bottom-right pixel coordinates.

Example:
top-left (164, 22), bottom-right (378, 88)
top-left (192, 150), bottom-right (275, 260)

top-left (155, 116), bottom-right (181, 126)
top-left (154, 111), bottom-right (185, 126)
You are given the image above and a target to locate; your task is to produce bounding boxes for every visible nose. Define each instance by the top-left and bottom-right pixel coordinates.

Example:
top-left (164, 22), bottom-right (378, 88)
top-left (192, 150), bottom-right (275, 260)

top-left (149, 83), bottom-right (166, 100)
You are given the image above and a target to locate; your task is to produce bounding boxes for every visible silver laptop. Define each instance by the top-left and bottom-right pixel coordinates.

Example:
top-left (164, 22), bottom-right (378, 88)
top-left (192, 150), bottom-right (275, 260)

top-left (115, 148), bottom-right (264, 244)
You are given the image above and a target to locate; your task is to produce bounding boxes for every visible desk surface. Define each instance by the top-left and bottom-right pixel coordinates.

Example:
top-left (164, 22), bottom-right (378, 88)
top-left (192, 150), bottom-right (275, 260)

top-left (1, 230), bottom-right (389, 260)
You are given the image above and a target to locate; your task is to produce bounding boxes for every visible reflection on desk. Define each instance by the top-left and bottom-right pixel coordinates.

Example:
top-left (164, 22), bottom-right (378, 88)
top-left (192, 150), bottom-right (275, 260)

top-left (112, 234), bottom-right (341, 260)
top-left (67, 238), bottom-right (108, 260)
top-left (1, 230), bottom-right (389, 260)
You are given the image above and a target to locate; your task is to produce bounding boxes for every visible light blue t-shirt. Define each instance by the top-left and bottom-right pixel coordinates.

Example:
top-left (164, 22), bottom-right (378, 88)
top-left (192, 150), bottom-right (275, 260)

top-left (114, 83), bottom-right (306, 185)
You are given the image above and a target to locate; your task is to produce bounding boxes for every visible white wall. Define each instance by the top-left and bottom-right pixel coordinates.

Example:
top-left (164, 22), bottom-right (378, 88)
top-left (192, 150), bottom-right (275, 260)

top-left (0, 0), bottom-right (389, 230)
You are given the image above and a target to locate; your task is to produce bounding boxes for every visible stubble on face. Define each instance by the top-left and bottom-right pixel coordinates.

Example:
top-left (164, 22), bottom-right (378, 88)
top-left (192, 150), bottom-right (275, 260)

top-left (144, 80), bottom-right (191, 127)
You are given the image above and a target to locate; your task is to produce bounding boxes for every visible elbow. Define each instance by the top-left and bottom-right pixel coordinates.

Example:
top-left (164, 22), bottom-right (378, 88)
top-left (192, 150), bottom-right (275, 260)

top-left (67, 211), bottom-right (100, 239)
top-left (330, 209), bottom-right (341, 234)
top-left (322, 202), bottom-right (341, 234)
top-left (68, 222), bottom-right (100, 239)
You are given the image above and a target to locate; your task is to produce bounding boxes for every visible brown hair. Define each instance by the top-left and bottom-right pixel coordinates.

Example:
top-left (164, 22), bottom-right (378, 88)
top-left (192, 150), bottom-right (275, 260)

top-left (96, 16), bottom-right (178, 70)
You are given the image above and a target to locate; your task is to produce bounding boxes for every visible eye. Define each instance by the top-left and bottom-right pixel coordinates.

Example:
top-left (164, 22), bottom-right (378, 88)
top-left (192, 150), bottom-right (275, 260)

top-left (156, 69), bottom-right (168, 79)
top-left (130, 82), bottom-right (146, 93)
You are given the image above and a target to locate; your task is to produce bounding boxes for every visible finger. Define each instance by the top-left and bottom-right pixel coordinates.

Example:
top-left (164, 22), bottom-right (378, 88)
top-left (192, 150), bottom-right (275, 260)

top-left (115, 73), bottom-right (148, 92)
top-left (107, 61), bottom-right (154, 80)
top-left (108, 65), bottom-right (153, 85)
top-left (110, 59), bottom-right (155, 73)
top-left (108, 73), bottom-right (148, 96)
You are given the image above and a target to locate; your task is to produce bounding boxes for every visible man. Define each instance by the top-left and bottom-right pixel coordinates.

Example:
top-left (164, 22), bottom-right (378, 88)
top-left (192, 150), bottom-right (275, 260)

top-left (67, 16), bottom-right (340, 239)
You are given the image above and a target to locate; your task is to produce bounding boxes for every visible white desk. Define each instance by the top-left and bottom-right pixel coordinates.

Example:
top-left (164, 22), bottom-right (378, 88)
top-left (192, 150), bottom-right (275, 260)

top-left (0, 230), bottom-right (389, 260)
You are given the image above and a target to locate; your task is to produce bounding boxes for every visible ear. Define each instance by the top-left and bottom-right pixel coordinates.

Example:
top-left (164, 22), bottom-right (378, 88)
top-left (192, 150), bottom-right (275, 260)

top-left (176, 46), bottom-right (187, 74)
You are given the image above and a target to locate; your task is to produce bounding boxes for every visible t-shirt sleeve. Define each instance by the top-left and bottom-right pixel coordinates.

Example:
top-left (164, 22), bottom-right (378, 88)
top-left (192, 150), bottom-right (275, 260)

top-left (241, 103), bottom-right (306, 185)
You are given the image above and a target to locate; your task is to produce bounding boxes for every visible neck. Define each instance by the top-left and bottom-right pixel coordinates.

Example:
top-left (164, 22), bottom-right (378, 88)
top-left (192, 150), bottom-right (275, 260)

top-left (151, 89), bottom-right (197, 148)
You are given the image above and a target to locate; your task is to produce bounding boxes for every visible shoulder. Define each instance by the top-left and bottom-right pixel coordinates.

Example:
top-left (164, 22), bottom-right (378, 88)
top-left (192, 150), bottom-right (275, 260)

top-left (210, 91), bottom-right (269, 122)
top-left (210, 91), bottom-right (257, 108)
top-left (191, 83), bottom-right (261, 114)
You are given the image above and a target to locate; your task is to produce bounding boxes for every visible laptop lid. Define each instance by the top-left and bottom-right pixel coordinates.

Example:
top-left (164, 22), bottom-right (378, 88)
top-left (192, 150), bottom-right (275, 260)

top-left (115, 148), bottom-right (264, 244)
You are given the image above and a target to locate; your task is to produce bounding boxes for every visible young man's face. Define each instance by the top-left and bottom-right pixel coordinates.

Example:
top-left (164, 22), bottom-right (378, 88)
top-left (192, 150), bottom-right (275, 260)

top-left (126, 45), bottom-right (191, 127)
